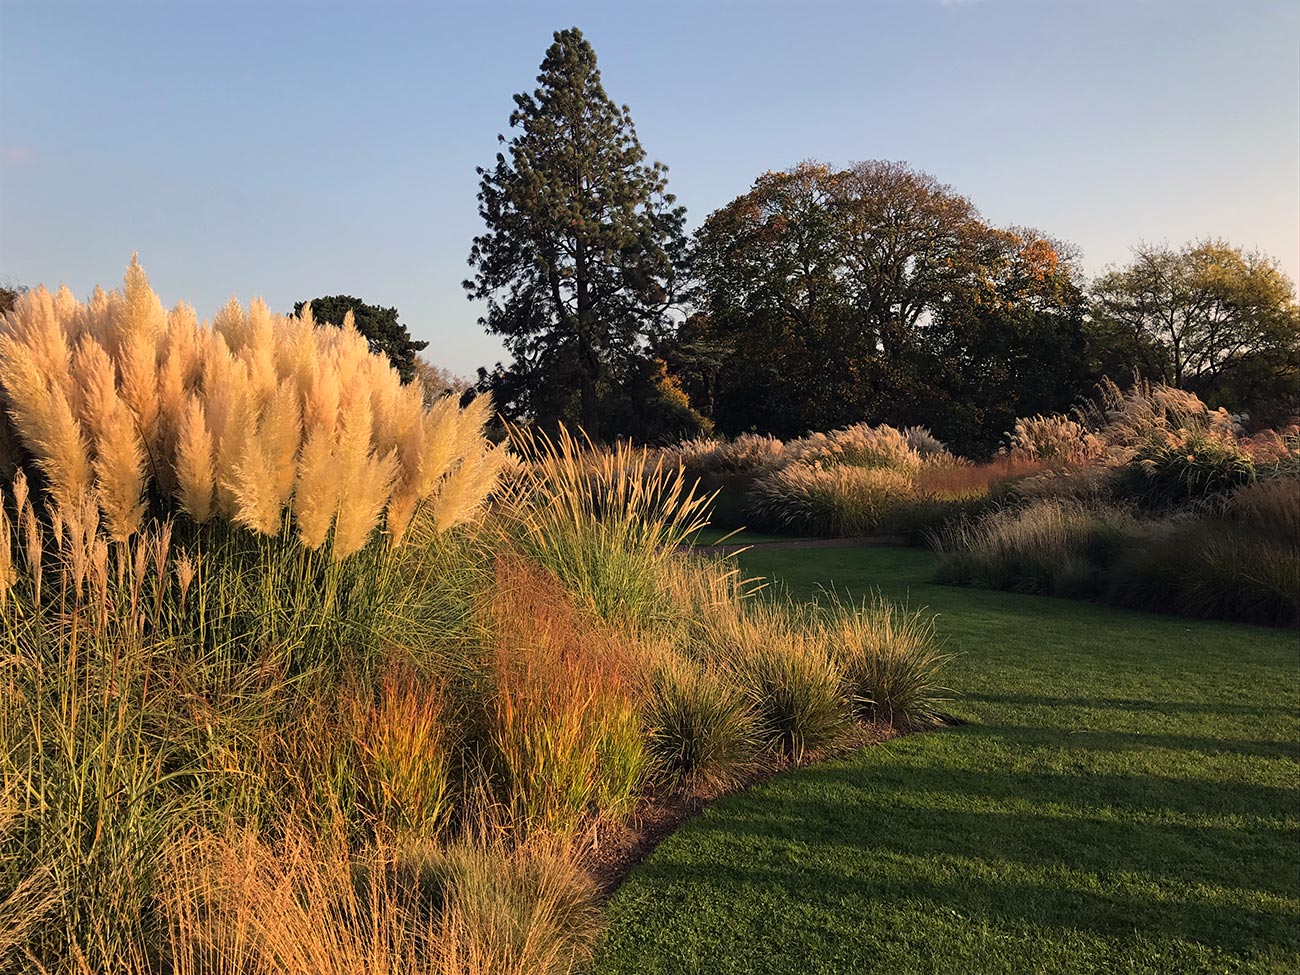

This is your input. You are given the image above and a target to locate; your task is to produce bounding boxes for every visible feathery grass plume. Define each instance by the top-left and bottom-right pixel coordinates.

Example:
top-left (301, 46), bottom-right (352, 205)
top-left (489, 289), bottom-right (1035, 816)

top-left (0, 346), bottom-right (93, 512)
top-left (786, 423), bottom-right (921, 472)
top-left (294, 426), bottom-right (340, 551)
top-left (332, 448), bottom-right (398, 560)
top-left (3, 257), bottom-right (504, 553)
top-left (431, 441), bottom-right (511, 533)
top-left (1007, 413), bottom-right (1104, 465)
top-left (264, 380), bottom-right (302, 505)
top-left (229, 422), bottom-right (282, 537)
top-left (173, 395), bottom-right (216, 524)
top-left (74, 334), bottom-right (148, 539)
top-left (114, 256), bottom-right (164, 455)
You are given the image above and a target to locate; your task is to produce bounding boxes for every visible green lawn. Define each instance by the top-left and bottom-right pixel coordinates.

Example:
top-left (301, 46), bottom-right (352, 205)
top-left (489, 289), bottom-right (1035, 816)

top-left (595, 545), bottom-right (1300, 974)
top-left (685, 525), bottom-right (806, 547)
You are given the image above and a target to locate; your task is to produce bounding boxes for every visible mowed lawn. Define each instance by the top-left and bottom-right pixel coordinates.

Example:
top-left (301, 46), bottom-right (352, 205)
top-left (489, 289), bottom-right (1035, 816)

top-left (595, 545), bottom-right (1300, 975)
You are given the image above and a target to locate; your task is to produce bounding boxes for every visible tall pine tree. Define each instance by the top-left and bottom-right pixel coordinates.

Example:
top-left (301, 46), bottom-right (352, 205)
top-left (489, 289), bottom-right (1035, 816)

top-left (464, 27), bottom-right (686, 440)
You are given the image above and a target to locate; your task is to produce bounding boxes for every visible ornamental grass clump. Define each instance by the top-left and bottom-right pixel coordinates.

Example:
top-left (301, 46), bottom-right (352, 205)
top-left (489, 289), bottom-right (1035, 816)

top-left (164, 824), bottom-right (601, 975)
top-left (0, 257), bottom-right (509, 558)
top-left (785, 422), bottom-right (921, 473)
top-left (507, 426), bottom-right (712, 627)
top-left (746, 464), bottom-right (912, 537)
top-left (935, 499), bottom-right (1144, 597)
top-left (704, 601), bottom-right (847, 762)
top-left (639, 647), bottom-right (754, 791)
top-left (1006, 413), bottom-right (1105, 465)
top-left (484, 559), bottom-right (647, 836)
top-left (812, 592), bottom-right (950, 730)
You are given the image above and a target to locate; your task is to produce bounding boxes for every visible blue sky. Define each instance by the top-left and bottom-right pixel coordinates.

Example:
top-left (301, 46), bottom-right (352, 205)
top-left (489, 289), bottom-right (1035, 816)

top-left (2, 0), bottom-right (1297, 377)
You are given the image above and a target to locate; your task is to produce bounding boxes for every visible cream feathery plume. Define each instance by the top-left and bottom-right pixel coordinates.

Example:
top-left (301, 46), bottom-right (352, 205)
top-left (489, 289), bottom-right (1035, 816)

top-left (212, 296), bottom-right (247, 351)
top-left (212, 379), bottom-right (252, 520)
top-left (3, 285), bottom-right (75, 400)
top-left (333, 386), bottom-right (374, 497)
top-left (262, 380), bottom-right (301, 505)
top-left (154, 346), bottom-right (187, 494)
top-left (332, 448), bottom-right (397, 560)
top-left (12, 469), bottom-right (28, 521)
top-left (116, 329), bottom-right (161, 462)
top-left (173, 395), bottom-right (215, 523)
top-left (301, 358), bottom-right (341, 442)
top-left (430, 440), bottom-right (510, 532)
top-left (293, 425), bottom-right (338, 550)
top-left (75, 336), bottom-right (146, 540)
top-left (240, 298), bottom-right (278, 409)
top-left (229, 420), bottom-right (281, 536)
top-left (383, 484), bottom-right (420, 545)
top-left (118, 253), bottom-right (166, 345)
top-left (415, 394), bottom-right (462, 497)
top-left (0, 334), bottom-right (93, 511)
top-left (75, 284), bottom-right (116, 352)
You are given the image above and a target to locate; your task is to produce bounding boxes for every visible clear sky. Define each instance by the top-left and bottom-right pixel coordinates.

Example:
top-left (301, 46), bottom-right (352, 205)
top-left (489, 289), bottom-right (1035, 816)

top-left (2, 0), bottom-right (1297, 377)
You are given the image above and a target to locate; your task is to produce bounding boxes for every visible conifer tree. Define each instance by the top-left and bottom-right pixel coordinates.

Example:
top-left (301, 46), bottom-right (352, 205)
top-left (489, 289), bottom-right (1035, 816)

top-left (464, 27), bottom-right (686, 440)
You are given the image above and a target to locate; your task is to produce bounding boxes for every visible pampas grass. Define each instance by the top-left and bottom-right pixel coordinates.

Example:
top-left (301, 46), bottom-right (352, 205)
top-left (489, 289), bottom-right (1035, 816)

top-left (0, 257), bottom-right (505, 560)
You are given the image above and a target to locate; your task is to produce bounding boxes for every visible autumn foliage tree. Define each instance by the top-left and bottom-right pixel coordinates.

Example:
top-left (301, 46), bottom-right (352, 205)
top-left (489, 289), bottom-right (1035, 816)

top-left (464, 27), bottom-right (687, 440)
top-left (685, 161), bottom-right (1090, 452)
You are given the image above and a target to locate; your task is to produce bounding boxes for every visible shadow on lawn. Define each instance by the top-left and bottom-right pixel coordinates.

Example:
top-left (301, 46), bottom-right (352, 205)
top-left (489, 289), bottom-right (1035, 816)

top-left (628, 752), bottom-right (1300, 955)
top-left (973, 723), bottom-right (1300, 761)
top-left (964, 691), bottom-right (1296, 719)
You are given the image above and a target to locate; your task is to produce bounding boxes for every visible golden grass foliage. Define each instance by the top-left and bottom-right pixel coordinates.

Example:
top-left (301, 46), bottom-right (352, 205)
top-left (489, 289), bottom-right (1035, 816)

top-left (0, 257), bottom-right (507, 556)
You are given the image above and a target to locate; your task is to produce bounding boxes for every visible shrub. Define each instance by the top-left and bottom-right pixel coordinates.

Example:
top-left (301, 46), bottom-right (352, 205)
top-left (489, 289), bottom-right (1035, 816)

top-left (813, 594), bottom-right (950, 730)
top-left (746, 464), bottom-right (912, 537)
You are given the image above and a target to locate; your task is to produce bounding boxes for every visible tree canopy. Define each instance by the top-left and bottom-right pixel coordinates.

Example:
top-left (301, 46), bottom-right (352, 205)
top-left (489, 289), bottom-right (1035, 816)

top-left (291, 295), bottom-right (427, 384)
top-left (464, 27), bottom-right (687, 440)
top-left (684, 161), bottom-right (1090, 453)
top-left (1090, 241), bottom-right (1300, 417)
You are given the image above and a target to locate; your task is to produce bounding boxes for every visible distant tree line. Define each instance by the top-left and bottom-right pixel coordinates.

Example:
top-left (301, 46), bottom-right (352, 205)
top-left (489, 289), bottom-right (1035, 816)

top-left (462, 28), bottom-right (1300, 453)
